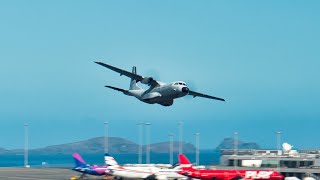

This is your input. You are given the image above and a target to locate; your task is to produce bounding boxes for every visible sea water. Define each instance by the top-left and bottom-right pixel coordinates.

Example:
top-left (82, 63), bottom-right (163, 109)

top-left (0, 151), bottom-right (220, 167)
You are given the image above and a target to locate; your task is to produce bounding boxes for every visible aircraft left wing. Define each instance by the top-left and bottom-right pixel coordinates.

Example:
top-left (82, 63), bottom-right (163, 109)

top-left (95, 62), bottom-right (159, 86)
top-left (188, 90), bottom-right (225, 101)
top-left (96, 62), bottom-right (143, 80)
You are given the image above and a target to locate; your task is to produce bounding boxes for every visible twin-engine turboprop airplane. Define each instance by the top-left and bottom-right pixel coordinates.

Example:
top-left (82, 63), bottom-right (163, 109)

top-left (95, 62), bottom-right (225, 106)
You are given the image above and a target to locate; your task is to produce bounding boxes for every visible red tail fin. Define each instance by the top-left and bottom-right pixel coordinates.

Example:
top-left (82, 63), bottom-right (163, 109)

top-left (178, 154), bottom-right (194, 170)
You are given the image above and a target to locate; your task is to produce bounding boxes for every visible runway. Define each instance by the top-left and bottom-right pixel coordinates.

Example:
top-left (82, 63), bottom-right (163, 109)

top-left (0, 168), bottom-right (107, 180)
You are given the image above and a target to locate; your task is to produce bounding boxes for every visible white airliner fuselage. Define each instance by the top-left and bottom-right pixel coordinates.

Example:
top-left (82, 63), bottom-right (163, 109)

top-left (105, 154), bottom-right (186, 180)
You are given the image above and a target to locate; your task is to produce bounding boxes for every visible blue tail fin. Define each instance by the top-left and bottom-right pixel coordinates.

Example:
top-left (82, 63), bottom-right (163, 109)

top-left (73, 153), bottom-right (86, 167)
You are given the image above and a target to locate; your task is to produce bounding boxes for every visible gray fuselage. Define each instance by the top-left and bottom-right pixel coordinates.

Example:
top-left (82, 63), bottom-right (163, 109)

top-left (126, 81), bottom-right (189, 106)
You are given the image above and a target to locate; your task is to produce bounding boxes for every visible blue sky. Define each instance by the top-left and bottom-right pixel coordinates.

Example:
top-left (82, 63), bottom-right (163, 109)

top-left (0, 1), bottom-right (319, 149)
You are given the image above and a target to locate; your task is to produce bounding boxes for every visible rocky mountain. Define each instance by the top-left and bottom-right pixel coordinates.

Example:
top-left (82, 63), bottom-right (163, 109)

top-left (216, 138), bottom-right (260, 150)
top-left (1, 137), bottom-right (195, 155)
top-left (1, 137), bottom-right (260, 155)
top-left (150, 141), bottom-right (195, 153)
top-left (0, 148), bottom-right (9, 154)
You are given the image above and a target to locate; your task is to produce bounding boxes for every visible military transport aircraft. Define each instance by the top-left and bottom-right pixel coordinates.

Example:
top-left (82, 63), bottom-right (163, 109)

top-left (95, 62), bottom-right (225, 106)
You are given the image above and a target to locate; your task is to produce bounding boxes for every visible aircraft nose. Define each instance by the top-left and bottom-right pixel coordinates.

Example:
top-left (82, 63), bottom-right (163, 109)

top-left (182, 87), bottom-right (189, 93)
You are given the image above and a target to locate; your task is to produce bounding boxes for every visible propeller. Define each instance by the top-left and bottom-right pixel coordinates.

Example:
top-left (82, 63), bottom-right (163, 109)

top-left (144, 69), bottom-right (161, 81)
top-left (184, 80), bottom-right (197, 100)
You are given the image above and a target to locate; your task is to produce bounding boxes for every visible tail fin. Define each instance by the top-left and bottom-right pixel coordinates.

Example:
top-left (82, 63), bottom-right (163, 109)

top-left (178, 154), bottom-right (194, 170)
top-left (130, 66), bottom-right (141, 90)
top-left (104, 153), bottom-right (120, 167)
top-left (73, 153), bottom-right (86, 167)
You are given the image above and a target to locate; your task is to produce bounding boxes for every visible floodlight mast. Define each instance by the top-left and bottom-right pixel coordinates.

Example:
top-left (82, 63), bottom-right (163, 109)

top-left (104, 122), bottom-right (109, 153)
top-left (138, 122), bottom-right (144, 164)
top-left (178, 121), bottom-right (183, 154)
top-left (169, 133), bottom-right (175, 165)
top-left (195, 132), bottom-right (200, 166)
top-left (276, 131), bottom-right (282, 172)
top-left (145, 123), bottom-right (151, 164)
top-left (234, 131), bottom-right (238, 169)
top-left (24, 124), bottom-right (29, 168)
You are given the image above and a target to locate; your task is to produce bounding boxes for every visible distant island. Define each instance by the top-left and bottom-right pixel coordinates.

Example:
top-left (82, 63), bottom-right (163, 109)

top-left (0, 137), bottom-right (260, 155)
top-left (0, 137), bottom-right (195, 155)
top-left (216, 138), bottom-right (260, 150)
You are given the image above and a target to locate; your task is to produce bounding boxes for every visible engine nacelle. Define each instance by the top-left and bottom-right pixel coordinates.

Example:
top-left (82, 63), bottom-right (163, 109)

top-left (140, 77), bottom-right (154, 85)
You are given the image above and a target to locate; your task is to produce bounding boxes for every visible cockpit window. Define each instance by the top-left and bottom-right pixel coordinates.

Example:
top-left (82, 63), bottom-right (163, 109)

top-left (174, 82), bottom-right (186, 86)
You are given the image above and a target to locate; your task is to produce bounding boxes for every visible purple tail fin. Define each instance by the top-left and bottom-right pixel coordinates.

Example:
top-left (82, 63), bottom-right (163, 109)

top-left (73, 153), bottom-right (86, 167)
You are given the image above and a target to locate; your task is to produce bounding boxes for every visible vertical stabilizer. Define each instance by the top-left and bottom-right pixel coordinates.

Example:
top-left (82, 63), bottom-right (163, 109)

top-left (178, 154), bottom-right (194, 170)
top-left (73, 153), bottom-right (86, 167)
top-left (130, 66), bottom-right (141, 90)
top-left (104, 153), bottom-right (120, 167)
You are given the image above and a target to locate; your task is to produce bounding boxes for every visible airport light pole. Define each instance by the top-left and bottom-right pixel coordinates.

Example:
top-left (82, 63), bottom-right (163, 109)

top-left (276, 131), bottom-right (282, 172)
top-left (24, 124), bottom-right (29, 168)
top-left (169, 133), bottom-right (174, 165)
top-left (104, 122), bottom-right (109, 153)
top-left (195, 132), bottom-right (200, 166)
top-left (138, 122), bottom-right (144, 164)
top-left (145, 123), bottom-right (151, 164)
top-left (276, 131), bottom-right (282, 154)
top-left (234, 132), bottom-right (238, 169)
top-left (178, 121), bottom-right (183, 154)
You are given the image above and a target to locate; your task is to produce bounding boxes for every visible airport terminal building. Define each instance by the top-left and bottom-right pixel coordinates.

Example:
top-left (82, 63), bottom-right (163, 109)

top-left (219, 147), bottom-right (320, 179)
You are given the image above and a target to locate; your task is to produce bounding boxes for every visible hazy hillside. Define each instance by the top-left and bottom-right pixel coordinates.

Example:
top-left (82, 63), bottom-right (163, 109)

top-left (1, 137), bottom-right (196, 155)
top-left (215, 138), bottom-right (260, 150)
top-left (150, 141), bottom-right (195, 153)
top-left (0, 137), bottom-right (260, 155)
top-left (0, 148), bottom-right (9, 154)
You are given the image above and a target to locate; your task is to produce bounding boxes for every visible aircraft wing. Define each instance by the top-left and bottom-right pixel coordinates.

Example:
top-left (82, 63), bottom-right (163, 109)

top-left (95, 62), bottom-right (158, 86)
top-left (105, 85), bottom-right (128, 94)
top-left (188, 90), bottom-right (225, 101)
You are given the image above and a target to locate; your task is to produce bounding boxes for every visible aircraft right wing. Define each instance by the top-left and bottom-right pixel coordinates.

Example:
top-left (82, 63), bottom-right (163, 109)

top-left (188, 90), bottom-right (225, 101)
top-left (95, 62), bottom-right (159, 86)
